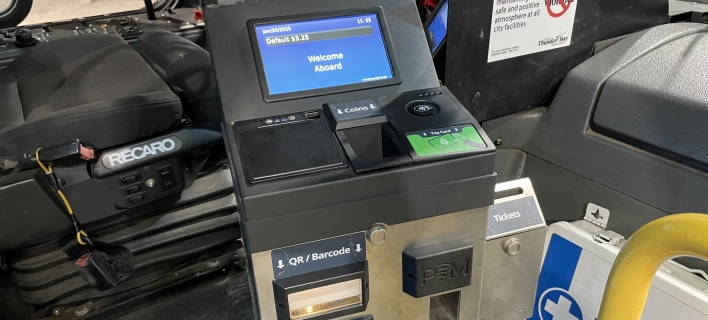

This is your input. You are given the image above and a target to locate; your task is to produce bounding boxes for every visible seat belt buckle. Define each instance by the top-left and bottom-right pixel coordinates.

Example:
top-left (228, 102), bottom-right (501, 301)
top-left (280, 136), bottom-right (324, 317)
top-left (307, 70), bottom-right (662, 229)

top-left (35, 139), bottom-right (95, 167)
top-left (74, 251), bottom-right (121, 291)
top-left (67, 240), bottom-right (134, 291)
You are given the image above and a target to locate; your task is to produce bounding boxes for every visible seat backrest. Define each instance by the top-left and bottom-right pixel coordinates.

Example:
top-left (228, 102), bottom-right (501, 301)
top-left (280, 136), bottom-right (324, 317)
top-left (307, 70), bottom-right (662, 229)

top-left (137, 30), bottom-right (223, 130)
top-left (0, 34), bottom-right (183, 160)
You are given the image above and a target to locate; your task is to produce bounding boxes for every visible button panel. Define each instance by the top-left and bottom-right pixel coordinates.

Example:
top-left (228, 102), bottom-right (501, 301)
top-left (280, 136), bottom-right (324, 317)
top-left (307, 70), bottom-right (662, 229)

top-left (105, 151), bottom-right (185, 208)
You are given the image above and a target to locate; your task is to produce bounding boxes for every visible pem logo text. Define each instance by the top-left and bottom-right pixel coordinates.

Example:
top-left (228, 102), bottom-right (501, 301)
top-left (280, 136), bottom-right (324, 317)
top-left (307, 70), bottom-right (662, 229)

top-left (420, 259), bottom-right (470, 285)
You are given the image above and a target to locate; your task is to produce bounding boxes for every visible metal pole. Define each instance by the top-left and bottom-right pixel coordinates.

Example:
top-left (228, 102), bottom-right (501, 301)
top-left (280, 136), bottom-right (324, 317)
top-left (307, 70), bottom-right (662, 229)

top-left (144, 0), bottom-right (157, 20)
top-left (599, 213), bottom-right (708, 319)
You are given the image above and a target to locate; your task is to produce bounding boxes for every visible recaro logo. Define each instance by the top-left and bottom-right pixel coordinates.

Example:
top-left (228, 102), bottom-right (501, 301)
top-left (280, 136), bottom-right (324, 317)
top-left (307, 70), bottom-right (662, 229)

top-left (102, 137), bottom-right (182, 168)
top-left (420, 259), bottom-right (470, 285)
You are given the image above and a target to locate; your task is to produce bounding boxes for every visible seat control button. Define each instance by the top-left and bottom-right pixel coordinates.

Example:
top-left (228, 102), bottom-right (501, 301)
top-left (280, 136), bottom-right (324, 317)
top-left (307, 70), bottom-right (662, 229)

top-left (157, 166), bottom-right (175, 189)
top-left (121, 184), bottom-right (143, 196)
top-left (125, 193), bottom-right (147, 205)
top-left (119, 173), bottom-right (141, 186)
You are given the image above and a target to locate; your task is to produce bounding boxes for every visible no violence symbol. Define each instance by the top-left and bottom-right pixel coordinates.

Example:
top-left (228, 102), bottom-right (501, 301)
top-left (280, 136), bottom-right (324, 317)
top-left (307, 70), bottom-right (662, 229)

top-left (546, 0), bottom-right (572, 18)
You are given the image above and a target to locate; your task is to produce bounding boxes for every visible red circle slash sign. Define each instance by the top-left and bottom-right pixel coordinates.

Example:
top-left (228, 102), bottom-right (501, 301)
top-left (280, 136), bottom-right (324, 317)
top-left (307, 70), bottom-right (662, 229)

top-left (547, 0), bottom-right (571, 18)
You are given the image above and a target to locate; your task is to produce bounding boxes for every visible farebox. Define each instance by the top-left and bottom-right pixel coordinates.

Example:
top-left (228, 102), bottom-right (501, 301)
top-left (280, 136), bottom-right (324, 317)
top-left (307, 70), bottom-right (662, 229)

top-left (205, 0), bottom-right (498, 318)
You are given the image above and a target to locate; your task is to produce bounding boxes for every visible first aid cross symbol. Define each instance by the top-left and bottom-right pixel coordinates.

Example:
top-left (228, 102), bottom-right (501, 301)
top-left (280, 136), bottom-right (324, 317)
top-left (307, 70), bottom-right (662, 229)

top-left (544, 295), bottom-right (579, 320)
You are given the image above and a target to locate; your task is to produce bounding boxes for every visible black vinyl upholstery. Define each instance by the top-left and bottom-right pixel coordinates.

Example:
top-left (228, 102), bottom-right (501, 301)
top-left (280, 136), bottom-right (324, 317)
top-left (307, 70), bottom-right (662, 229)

top-left (137, 30), bottom-right (222, 130)
top-left (0, 34), bottom-right (183, 159)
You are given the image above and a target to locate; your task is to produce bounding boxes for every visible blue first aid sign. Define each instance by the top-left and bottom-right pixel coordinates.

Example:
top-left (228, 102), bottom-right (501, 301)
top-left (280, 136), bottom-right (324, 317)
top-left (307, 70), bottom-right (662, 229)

top-left (529, 234), bottom-right (591, 320)
top-left (537, 288), bottom-right (584, 320)
top-left (529, 224), bottom-right (708, 320)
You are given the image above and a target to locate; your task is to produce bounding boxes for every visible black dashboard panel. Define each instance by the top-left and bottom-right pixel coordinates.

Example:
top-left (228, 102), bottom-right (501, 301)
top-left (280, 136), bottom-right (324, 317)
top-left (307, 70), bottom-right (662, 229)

top-left (516, 24), bottom-right (708, 223)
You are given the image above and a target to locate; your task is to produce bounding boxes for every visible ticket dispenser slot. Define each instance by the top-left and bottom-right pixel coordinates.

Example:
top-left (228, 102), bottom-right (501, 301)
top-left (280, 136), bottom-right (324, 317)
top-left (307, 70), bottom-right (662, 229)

top-left (480, 178), bottom-right (547, 320)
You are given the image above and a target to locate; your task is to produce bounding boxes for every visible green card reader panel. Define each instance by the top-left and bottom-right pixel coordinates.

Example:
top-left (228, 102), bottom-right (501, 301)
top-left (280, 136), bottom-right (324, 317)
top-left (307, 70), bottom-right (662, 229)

top-left (406, 125), bottom-right (487, 158)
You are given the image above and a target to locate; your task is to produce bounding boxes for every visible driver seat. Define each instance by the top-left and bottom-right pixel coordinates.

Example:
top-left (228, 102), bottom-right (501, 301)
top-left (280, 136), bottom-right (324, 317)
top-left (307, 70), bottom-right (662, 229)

top-left (0, 34), bottom-right (183, 162)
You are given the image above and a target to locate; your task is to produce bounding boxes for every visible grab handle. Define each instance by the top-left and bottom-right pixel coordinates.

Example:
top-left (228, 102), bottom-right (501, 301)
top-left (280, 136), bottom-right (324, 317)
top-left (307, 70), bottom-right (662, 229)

top-left (599, 214), bottom-right (708, 319)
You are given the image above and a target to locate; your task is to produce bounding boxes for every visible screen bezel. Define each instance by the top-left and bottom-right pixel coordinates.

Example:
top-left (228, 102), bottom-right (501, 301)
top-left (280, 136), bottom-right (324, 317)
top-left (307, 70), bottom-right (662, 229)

top-left (424, 0), bottom-right (448, 58)
top-left (248, 8), bottom-right (402, 103)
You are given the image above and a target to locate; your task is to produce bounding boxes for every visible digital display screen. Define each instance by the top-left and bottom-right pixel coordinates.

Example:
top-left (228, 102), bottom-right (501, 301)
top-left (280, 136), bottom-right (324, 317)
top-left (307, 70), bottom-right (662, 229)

top-left (254, 13), bottom-right (394, 96)
top-left (427, 0), bottom-right (449, 53)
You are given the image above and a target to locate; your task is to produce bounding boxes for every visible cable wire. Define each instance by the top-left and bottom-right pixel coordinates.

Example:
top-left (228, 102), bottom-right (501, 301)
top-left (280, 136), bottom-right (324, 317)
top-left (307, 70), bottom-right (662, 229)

top-left (35, 149), bottom-right (88, 246)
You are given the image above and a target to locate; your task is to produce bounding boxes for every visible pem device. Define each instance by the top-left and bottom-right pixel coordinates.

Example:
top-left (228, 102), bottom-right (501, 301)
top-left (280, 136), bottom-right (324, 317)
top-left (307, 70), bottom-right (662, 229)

top-left (205, 0), bottom-right (542, 319)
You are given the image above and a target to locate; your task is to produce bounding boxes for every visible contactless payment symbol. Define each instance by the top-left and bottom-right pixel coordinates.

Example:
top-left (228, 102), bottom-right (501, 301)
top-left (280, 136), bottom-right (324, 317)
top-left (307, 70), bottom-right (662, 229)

top-left (407, 102), bottom-right (438, 117)
top-left (538, 288), bottom-right (583, 320)
top-left (413, 105), bottom-right (434, 112)
top-left (429, 134), bottom-right (460, 150)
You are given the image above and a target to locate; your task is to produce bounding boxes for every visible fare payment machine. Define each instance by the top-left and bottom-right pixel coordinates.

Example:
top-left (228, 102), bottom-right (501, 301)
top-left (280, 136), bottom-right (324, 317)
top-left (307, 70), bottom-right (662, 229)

top-left (205, 0), bottom-right (505, 318)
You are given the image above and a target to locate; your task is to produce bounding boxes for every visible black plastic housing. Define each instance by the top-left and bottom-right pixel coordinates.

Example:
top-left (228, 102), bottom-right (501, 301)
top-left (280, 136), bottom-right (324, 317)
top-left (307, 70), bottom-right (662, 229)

top-left (402, 237), bottom-right (474, 298)
top-left (74, 252), bottom-right (120, 291)
top-left (36, 139), bottom-right (95, 167)
top-left (206, 0), bottom-right (496, 255)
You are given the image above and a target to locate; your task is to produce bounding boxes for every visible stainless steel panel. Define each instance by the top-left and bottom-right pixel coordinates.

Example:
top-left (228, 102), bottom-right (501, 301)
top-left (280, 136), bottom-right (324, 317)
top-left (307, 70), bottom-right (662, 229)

top-left (251, 205), bottom-right (489, 320)
top-left (479, 228), bottom-right (545, 320)
top-left (249, 178), bottom-right (546, 320)
top-left (479, 178), bottom-right (546, 320)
